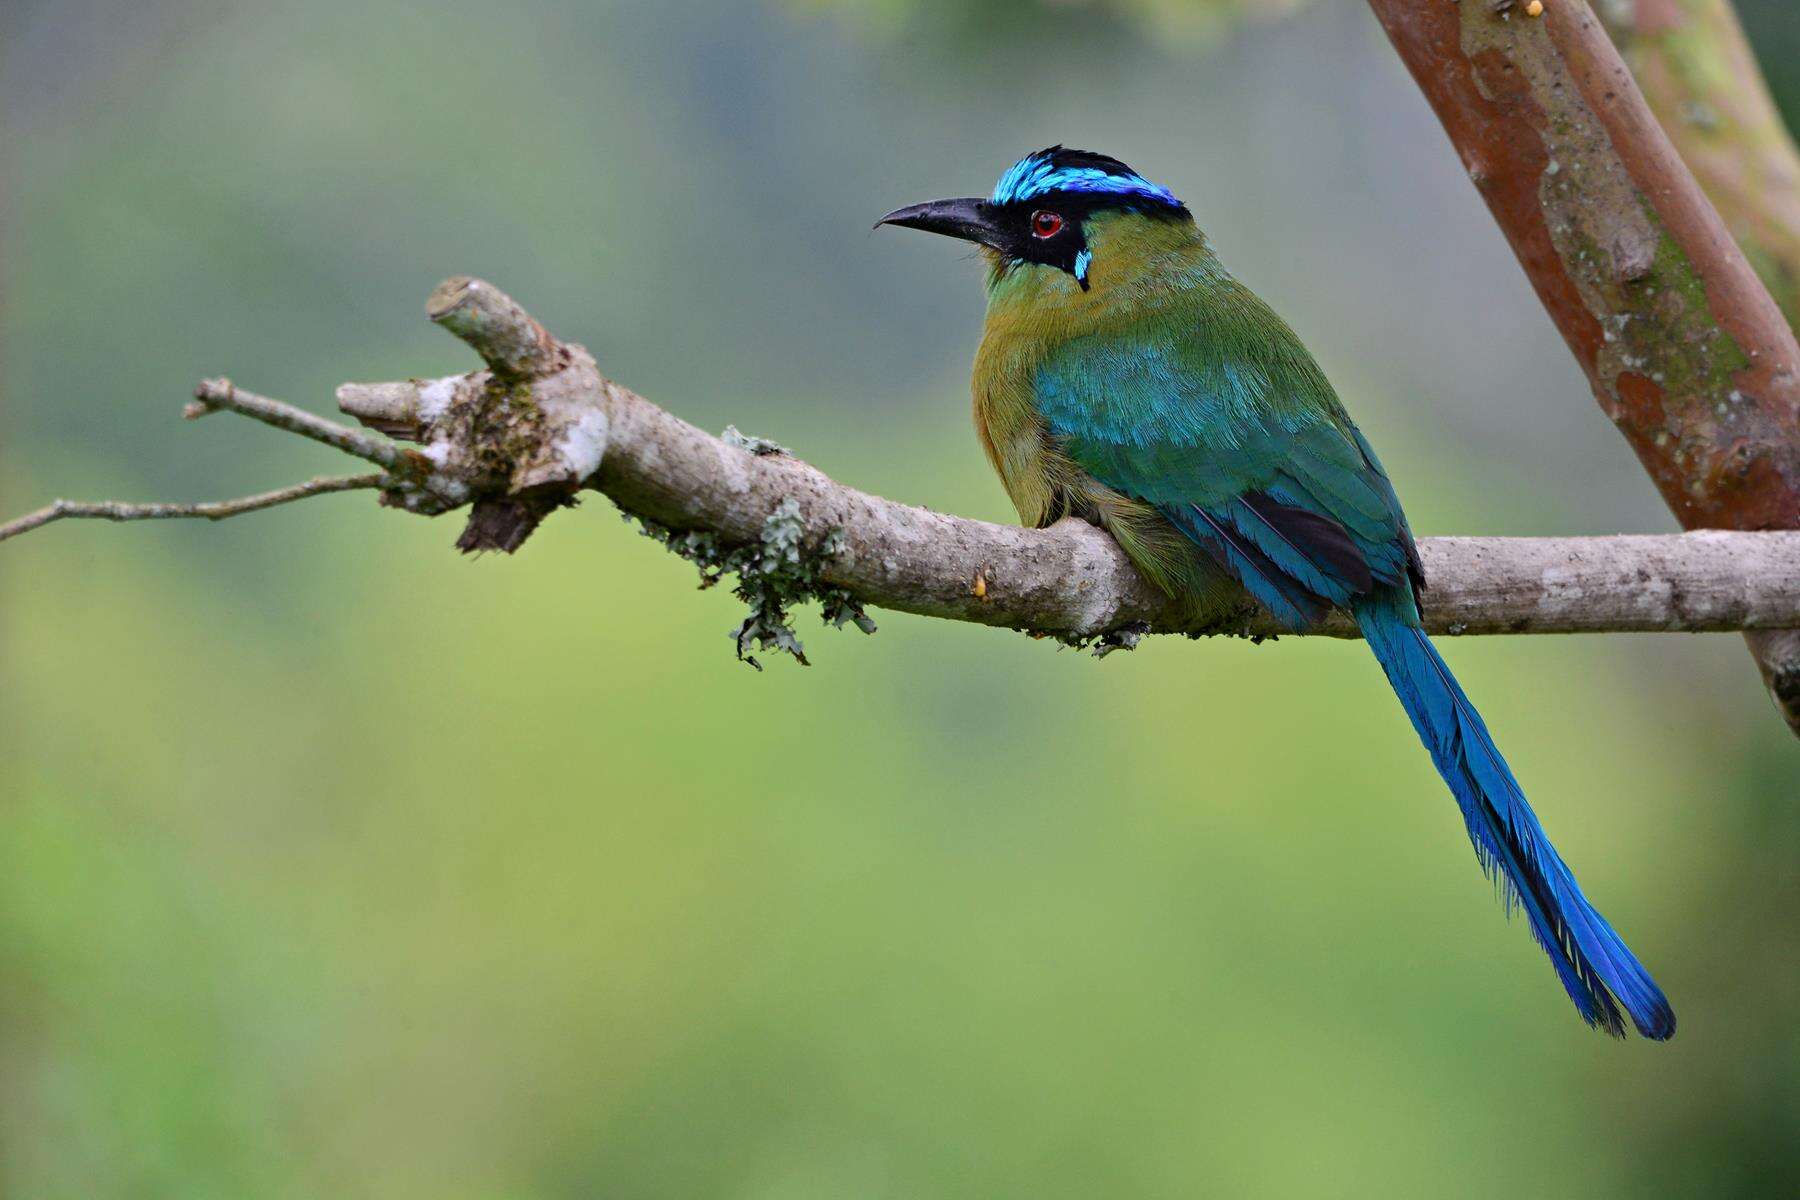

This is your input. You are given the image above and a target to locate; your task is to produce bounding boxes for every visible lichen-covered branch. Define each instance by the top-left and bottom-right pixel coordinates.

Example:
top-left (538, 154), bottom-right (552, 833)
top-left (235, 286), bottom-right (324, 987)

top-left (1599, 0), bottom-right (1800, 329)
top-left (5, 277), bottom-right (1798, 659)
top-left (1367, 0), bottom-right (1800, 732)
top-left (560, 354), bottom-right (1800, 643)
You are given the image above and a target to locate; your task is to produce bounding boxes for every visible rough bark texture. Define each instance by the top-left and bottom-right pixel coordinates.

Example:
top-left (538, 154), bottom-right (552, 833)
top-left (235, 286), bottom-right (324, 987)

top-left (1599, 0), bottom-right (1800, 328)
top-left (1368, 0), bottom-right (1800, 733)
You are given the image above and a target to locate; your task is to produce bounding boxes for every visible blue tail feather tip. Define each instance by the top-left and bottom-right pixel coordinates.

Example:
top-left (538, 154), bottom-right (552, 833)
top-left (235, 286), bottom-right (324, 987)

top-left (1354, 596), bottom-right (1675, 1040)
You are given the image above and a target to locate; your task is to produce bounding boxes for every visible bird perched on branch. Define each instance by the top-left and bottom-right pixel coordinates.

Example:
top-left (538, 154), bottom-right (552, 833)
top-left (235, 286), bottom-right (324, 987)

top-left (877, 146), bottom-right (1675, 1039)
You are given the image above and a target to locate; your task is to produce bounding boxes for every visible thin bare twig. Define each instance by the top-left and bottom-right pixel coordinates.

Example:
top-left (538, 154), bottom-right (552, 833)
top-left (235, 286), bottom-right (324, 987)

top-left (0, 475), bottom-right (386, 544)
top-left (187, 378), bottom-right (409, 471)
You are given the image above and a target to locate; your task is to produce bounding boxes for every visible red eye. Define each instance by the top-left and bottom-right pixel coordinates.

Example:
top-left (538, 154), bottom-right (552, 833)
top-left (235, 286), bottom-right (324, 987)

top-left (1030, 210), bottom-right (1064, 238)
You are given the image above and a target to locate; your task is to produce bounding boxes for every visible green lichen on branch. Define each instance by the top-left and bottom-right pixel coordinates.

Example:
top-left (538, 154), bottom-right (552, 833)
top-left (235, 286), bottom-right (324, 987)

top-left (1051, 603), bottom-right (1272, 658)
top-left (1068, 621), bottom-right (1150, 658)
top-left (464, 376), bottom-right (545, 482)
top-left (621, 497), bottom-right (875, 670)
top-left (720, 425), bottom-right (789, 457)
top-left (1574, 222), bottom-right (1753, 392)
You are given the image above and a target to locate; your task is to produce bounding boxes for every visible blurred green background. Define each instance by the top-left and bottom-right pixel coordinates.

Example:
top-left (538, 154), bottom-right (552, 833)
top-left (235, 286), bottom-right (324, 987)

top-left (3, 1), bottom-right (1796, 1196)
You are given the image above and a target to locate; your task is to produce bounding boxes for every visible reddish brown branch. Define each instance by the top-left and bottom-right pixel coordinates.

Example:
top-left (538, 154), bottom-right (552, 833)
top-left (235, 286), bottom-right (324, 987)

top-left (1367, 0), bottom-right (1800, 732)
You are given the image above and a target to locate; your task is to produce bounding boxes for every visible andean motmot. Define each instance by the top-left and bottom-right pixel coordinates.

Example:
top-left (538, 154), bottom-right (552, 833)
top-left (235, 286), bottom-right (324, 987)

top-left (877, 146), bottom-right (1674, 1039)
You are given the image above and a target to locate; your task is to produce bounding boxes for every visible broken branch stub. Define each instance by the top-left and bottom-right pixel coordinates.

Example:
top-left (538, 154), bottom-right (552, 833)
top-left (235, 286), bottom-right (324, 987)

top-left (337, 276), bottom-right (612, 552)
top-left (425, 276), bottom-right (564, 381)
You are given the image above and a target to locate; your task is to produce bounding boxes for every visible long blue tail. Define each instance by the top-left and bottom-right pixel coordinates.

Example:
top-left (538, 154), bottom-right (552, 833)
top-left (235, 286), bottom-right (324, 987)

top-left (1354, 594), bottom-right (1675, 1039)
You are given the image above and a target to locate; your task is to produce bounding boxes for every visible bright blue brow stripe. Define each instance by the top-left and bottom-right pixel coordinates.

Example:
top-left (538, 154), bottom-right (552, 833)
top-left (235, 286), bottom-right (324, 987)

top-left (991, 157), bottom-right (1181, 208)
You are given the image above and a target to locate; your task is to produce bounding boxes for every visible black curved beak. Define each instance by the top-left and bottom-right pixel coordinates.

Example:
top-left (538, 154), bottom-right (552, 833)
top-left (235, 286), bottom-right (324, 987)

top-left (874, 197), bottom-right (1001, 248)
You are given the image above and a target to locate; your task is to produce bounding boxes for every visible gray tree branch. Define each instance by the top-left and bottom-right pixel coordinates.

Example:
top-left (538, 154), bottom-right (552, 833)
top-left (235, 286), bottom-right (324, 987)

top-left (5, 277), bottom-right (1800, 648)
